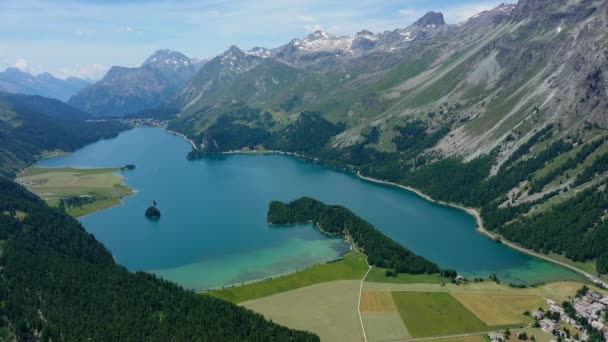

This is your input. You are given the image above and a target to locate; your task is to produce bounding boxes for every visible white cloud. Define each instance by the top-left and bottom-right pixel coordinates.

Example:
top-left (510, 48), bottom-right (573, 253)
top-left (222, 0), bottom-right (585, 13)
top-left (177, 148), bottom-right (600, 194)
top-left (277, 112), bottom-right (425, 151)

top-left (56, 63), bottom-right (109, 81)
top-left (121, 25), bottom-right (143, 35)
top-left (303, 24), bottom-right (324, 33)
top-left (398, 9), bottom-right (417, 17)
top-left (14, 58), bottom-right (28, 71)
top-left (12, 58), bottom-right (44, 74)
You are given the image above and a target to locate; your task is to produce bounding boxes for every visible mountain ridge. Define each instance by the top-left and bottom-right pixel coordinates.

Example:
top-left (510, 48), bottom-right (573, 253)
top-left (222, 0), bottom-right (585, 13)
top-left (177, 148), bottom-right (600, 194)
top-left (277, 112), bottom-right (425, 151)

top-left (68, 49), bottom-right (203, 117)
top-left (0, 68), bottom-right (89, 102)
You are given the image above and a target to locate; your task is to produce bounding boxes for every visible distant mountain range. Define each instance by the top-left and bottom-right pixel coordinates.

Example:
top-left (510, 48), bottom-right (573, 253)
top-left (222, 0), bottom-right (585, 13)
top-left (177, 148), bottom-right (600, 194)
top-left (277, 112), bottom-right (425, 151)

top-left (0, 92), bottom-right (126, 177)
top-left (68, 49), bottom-right (204, 117)
top-left (0, 68), bottom-right (89, 102)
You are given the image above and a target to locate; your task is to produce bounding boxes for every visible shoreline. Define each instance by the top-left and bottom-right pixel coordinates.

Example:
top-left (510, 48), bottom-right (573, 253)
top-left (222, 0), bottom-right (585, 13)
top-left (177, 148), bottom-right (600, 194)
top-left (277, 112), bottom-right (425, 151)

top-left (17, 166), bottom-right (137, 220)
top-left (166, 129), bottom-right (196, 149)
top-left (356, 173), bottom-right (608, 288)
top-left (196, 249), bottom-right (353, 294)
top-left (157, 135), bottom-right (608, 288)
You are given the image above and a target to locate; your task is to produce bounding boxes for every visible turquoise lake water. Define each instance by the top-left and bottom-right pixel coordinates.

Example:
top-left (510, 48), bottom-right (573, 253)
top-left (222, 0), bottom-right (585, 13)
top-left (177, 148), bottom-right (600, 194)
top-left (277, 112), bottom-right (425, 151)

top-left (37, 127), bottom-right (585, 289)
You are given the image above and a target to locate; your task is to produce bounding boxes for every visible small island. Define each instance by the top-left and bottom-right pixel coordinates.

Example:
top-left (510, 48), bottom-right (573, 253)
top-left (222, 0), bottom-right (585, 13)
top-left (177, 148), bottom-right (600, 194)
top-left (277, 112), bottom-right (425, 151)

top-left (145, 205), bottom-right (161, 219)
top-left (122, 164), bottom-right (136, 171)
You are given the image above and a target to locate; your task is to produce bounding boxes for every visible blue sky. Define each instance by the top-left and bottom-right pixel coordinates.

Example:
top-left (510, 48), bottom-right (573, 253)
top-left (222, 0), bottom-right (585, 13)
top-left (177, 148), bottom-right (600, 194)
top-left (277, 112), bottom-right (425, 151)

top-left (0, 0), bottom-right (504, 80)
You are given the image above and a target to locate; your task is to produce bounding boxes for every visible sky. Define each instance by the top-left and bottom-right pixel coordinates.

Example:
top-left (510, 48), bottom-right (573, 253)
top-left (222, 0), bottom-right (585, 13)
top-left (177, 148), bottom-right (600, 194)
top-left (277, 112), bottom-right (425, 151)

top-left (0, 0), bottom-right (505, 80)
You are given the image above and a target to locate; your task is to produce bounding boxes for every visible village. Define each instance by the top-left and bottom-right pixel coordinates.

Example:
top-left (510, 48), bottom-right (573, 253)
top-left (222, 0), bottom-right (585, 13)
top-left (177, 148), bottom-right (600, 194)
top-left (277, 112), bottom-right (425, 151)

top-left (535, 286), bottom-right (607, 341)
top-left (488, 286), bottom-right (608, 342)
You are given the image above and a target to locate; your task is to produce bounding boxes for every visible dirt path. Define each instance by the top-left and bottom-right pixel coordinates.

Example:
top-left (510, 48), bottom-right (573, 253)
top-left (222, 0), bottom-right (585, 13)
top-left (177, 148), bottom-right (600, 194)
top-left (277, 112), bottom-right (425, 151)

top-left (357, 253), bottom-right (372, 342)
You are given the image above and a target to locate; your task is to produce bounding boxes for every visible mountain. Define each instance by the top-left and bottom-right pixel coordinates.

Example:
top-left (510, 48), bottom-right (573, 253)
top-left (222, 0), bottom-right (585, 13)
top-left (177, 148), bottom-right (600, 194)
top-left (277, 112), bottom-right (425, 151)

top-left (0, 68), bottom-right (89, 102)
top-left (69, 49), bottom-right (202, 117)
top-left (167, 0), bottom-right (608, 275)
top-left (173, 46), bottom-right (266, 112)
top-left (0, 178), bottom-right (318, 341)
top-left (0, 92), bottom-right (126, 177)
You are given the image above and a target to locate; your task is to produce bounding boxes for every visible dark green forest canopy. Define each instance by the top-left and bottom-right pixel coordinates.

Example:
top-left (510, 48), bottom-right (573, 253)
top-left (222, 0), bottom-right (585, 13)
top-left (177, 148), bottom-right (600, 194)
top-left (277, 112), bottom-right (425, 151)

top-left (0, 178), bottom-right (318, 341)
top-left (267, 197), bottom-right (440, 275)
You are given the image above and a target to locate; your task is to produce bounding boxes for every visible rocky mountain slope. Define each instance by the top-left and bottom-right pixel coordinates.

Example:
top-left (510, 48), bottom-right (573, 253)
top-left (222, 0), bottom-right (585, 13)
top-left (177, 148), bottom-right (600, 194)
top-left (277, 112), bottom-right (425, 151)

top-left (69, 49), bottom-right (202, 117)
top-left (166, 0), bottom-right (608, 275)
top-left (0, 68), bottom-right (89, 102)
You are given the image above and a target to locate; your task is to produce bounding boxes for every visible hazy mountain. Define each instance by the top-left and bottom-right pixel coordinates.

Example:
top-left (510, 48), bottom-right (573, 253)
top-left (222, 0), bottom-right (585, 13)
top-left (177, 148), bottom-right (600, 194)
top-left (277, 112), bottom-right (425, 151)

top-left (0, 68), bottom-right (89, 102)
top-left (0, 92), bottom-right (126, 177)
top-left (69, 49), bottom-right (202, 117)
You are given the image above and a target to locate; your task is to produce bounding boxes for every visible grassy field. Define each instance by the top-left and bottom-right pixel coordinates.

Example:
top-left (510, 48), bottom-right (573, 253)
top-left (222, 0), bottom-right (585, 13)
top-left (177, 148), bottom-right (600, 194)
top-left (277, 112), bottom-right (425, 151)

top-left (391, 291), bottom-right (489, 338)
top-left (230, 261), bottom-right (595, 340)
top-left (360, 290), bottom-right (397, 314)
top-left (207, 252), bottom-right (368, 303)
top-left (17, 167), bottom-right (133, 217)
top-left (361, 290), bottom-right (412, 342)
top-left (364, 282), bottom-right (458, 292)
top-left (363, 313), bottom-right (411, 342)
top-left (365, 267), bottom-right (447, 284)
top-left (452, 292), bottom-right (544, 326)
top-left (507, 328), bottom-right (554, 342)
top-left (426, 336), bottom-right (487, 342)
top-left (546, 253), bottom-right (601, 277)
top-left (243, 280), bottom-right (363, 342)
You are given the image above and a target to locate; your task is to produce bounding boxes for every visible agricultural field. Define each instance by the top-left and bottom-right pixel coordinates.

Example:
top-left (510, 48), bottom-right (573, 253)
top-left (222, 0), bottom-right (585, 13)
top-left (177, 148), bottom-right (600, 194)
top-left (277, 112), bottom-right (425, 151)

top-left (360, 290), bottom-right (411, 342)
top-left (425, 336), bottom-right (487, 342)
top-left (242, 280), bottom-right (363, 342)
top-left (451, 292), bottom-right (545, 326)
top-left (365, 267), bottom-right (446, 284)
top-left (17, 167), bottom-right (133, 217)
top-left (204, 248), bottom-right (601, 341)
top-left (208, 252), bottom-right (368, 303)
top-left (391, 291), bottom-right (489, 338)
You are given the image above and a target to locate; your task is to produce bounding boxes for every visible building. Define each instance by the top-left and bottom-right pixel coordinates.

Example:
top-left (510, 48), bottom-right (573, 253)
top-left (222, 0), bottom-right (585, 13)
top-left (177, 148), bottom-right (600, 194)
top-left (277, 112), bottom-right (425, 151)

top-left (488, 332), bottom-right (503, 342)
top-left (540, 318), bottom-right (559, 333)
top-left (532, 310), bottom-right (545, 320)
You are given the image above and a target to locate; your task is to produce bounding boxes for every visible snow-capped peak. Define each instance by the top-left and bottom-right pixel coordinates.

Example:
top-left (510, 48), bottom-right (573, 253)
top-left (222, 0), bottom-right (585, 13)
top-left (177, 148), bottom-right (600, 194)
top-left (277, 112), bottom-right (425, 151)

top-left (144, 49), bottom-right (192, 68)
top-left (464, 3), bottom-right (515, 24)
top-left (245, 47), bottom-right (271, 58)
top-left (289, 30), bottom-right (354, 53)
top-left (307, 30), bottom-right (330, 40)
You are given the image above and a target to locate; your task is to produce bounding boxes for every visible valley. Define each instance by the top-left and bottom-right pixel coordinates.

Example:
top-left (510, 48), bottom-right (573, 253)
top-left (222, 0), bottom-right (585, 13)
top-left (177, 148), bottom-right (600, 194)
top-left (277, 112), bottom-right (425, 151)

top-left (2, 0), bottom-right (608, 340)
top-left (24, 126), bottom-right (599, 341)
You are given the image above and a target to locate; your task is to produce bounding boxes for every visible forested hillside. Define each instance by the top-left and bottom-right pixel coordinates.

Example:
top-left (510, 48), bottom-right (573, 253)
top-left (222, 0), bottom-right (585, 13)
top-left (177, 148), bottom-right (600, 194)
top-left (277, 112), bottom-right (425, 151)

top-left (268, 197), bottom-right (440, 275)
top-left (167, 0), bottom-right (608, 275)
top-left (0, 178), bottom-right (318, 341)
top-left (0, 92), bottom-right (127, 177)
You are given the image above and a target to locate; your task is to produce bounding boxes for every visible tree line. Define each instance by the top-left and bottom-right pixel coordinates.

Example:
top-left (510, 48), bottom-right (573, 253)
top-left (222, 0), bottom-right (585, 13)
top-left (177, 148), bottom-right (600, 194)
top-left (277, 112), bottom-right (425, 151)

top-left (268, 197), bottom-right (440, 275)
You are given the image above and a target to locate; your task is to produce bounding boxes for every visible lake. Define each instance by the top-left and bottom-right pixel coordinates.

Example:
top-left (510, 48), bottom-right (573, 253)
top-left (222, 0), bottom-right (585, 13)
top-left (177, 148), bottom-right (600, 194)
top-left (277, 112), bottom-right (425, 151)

top-left (37, 127), bottom-right (584, 289)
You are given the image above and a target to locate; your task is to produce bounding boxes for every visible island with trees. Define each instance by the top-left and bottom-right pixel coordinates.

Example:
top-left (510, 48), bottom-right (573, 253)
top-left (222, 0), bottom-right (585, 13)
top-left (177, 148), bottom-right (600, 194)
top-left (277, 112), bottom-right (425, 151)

top-left (145, 201), bottom-right (161, 219)
top-left (268, 197), bottom-right (442, 275)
